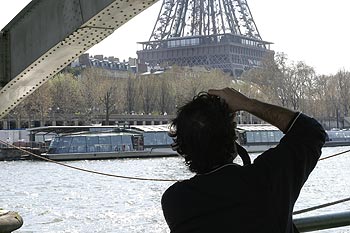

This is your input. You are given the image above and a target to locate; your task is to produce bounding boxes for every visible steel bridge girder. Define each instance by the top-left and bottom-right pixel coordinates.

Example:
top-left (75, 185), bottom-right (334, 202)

top-left (0, 0), bottom-right (158, 119)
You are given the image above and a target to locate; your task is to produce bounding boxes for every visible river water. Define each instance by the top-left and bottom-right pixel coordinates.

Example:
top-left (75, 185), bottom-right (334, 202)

top-left (1, 146), bottom-right (350, 233)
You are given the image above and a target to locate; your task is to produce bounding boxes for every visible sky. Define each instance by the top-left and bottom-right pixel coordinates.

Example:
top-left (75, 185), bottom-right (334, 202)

top-left (1, 0), bottom-right (349, 75)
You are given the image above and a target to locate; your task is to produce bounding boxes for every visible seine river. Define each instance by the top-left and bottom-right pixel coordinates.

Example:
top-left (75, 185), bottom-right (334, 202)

top-left (1, 146), bottom-right (350, 233)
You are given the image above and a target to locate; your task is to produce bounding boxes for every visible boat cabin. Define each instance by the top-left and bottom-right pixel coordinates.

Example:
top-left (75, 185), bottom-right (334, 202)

top-left (47, 131), bottom-right (144, 154)
top-left (236, 124), bottom-right (283, 146)
top-left (130, 125), bottom-right (173, 148)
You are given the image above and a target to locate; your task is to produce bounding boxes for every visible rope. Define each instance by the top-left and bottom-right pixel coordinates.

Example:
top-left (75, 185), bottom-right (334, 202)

top-left (1, 139), bottom-right (349, 182)
top-left (0, 139), bottom-right (349, 194)
top-left (291, 148), bottom-right (350, 215)
top-left (319, 149), bottom-right (350, 161)
top-left (1, 138), bottom-right (350, 214)
top-left (0, 139), bottom-right (179, 182)
top-left (293, 197), bottom-right (350, 215)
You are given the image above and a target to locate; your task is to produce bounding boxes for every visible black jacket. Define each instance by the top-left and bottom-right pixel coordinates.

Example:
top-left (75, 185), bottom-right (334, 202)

top-left (162, 114), bottom-right (326, 233)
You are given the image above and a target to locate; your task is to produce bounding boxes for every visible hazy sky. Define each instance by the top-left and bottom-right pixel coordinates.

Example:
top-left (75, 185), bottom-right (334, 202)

top-left (1, 0), bottom-right (349, 75)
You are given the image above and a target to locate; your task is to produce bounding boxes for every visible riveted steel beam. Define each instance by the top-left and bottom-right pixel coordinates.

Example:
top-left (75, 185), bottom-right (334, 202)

top-left (0, 30), bottom-right (10, 88)
top-left (0, 0), bottom-right (157, 119)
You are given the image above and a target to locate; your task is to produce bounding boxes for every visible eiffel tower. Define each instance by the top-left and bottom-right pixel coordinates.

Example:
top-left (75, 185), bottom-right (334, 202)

top-left (137, 0), bottom-right (273, 76)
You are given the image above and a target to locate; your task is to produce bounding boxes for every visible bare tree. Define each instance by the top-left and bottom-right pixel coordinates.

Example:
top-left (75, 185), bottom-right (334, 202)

top-left (10, 81), bottom-right (53, 127)
top-left (243, 52), bottom-right (290, 106)
top-left (286, 61), bottom-right (316, 111)
top-left (156, 76), bottom-right (175, 114)
top-left (125, 73), bottom-right (138, 114)
top-left (139, 76), bottom-right (158, 114)
top-left (98, 78), bottom-right (121, 125)
top-left (49, 73), bottom-right (80, 122)
top-left (334, 70), bottom-right (350, 117)
top-left (78, 68), bottom-right (108, 123)
top-left (313, 75), bottom-right (336, 127)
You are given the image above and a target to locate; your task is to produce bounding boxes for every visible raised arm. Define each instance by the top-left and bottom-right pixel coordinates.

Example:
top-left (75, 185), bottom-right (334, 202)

top-left (208, 87), bottom-right (297, 133)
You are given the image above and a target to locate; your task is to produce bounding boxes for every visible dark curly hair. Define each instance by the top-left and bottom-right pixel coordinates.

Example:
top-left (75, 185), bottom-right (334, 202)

top-left (171, 92), bottom-right (237, 174)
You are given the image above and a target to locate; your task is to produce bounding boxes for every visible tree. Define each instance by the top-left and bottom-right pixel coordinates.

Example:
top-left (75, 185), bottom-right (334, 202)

top-left (139, 75), bottom-right (158, 114)
top-left (242, 52), bottom-right (290, 106)
top-left (313, 74), bottom-right (337, 127)
top-left (98, 78), bottom-right (120, 125)
top-left (10, 81), bottom-right (52, 127)
top-left (156, 76), bottom-right (175, 114)
top-left (78, 68), bottom-right (106, 123)
top-left (125, 73), bottom-right (138, 114)
top-left (286, 61), bottom-right (316, 111)
top-left (334, 70), bottom-right (350, 117)
top-left (49, 73), bottom-right (80, 123)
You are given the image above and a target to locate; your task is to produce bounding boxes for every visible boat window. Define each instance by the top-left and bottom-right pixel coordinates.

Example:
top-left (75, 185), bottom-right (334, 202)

top-left (260, 131), bottom-right (268, 142)
top-left (56, 136), bottom-right (73, 153)
top-left (152, 132), bottom-right (158, 145)
top-left (144, 132), bottom-right (156, 145)
top-left (121, 135), bottom-right (133, 151)
top-left (143, 132), bottom-right (173, 146)
top-left (111, 135), bottom-right (122, 145)
top-left (246, 132), bottom-right (254, 143)
top-left (165, 133), bottom-right (173, 145)
top-left (345, 131), bottom-right (350, 140)
top-left (87, 136), bottom-right (99, 152)
top-left (327, 131), bottom-right (335, 139)
top-left (112, 135), bottom-right (126, 151)
top-left (254, 131), bottom-right (262, 142)
top-left (332, 132), bottom-right (344, 141)
top-left (340, 132), bottom-right (346, 140)
top-left (69, 136), bottom-right (87, 153)
top-left (50, 137), bottom-right (60, 148)
top-left (267, 131), bottom-right (275, 142)
top-left (326, 131), bottom-right (350, 141)
top-left (156, 132), bottom-right (168, 145)
top-left (99, 136), bottom-right (111, 144)
top-left (341, 132), bottom-right (346, 140)
top-left (99, 136), bottom-right (112, 152)
top-left (237, 131), bottom-right (247, 144)
top-left (48, 137), bottom-right (60, 153)
top-left (132, 135), bottom-right (144, 150)
top-left (275, 131), bottom-right (283, 141)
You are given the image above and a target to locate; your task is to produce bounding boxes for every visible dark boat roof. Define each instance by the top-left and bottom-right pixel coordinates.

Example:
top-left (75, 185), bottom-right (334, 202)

top-left (27, 124), bottom-right (171, 135)
top-left (236, 124), bottom-right (279, 132)
top-left (27, 125), bottom-right (126, 135)
top-left (131, 125), bottom-right (170, 132)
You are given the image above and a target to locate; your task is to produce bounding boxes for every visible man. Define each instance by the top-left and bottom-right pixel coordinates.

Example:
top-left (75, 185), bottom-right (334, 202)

top-left (162, 88), bottom-right (326, 233)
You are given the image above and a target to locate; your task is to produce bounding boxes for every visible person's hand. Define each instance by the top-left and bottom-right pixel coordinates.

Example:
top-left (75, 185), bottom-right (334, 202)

top-left (208, 87), bottom-right (251, 112)
top-left (210, 87), bottom-right (297, 132)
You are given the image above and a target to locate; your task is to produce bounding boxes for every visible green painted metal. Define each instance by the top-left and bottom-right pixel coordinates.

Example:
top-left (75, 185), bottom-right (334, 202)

top-left (294, 211), bottom-right (350, 232)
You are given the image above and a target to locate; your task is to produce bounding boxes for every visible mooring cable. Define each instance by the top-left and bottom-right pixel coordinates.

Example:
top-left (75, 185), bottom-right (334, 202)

top-left (319, 148), bottom-right (350, 161)
top-left (291, 148), bottom-right (350, 215)
top-left (0, 139), bottom-right (179, 182)
top-left (293, 197), bottom-right (350, 215)
top-left (1, 139), bottom-right (350, 213)
top-left (1, 140), bottom-right (349, 182)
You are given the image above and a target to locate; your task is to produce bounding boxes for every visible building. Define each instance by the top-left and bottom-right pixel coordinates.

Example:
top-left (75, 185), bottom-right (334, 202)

top-left (70, 53), bottom-right (138, 73)
top-left (137, 0), bottom-right (273, 76)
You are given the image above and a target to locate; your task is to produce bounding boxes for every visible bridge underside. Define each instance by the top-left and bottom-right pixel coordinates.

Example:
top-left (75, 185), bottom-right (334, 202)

top-left (137, 34), bottom-right (273, 76)
top-left (0, 0), bottom-right (157, 119)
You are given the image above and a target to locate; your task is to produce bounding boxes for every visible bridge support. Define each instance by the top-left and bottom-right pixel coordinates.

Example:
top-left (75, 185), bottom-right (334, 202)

top-left (0, 0), bottom-right (157, 119)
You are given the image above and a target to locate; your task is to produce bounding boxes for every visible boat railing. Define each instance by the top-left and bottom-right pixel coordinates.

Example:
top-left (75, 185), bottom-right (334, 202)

top-left (294, 211), bottom-right (350, 232)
